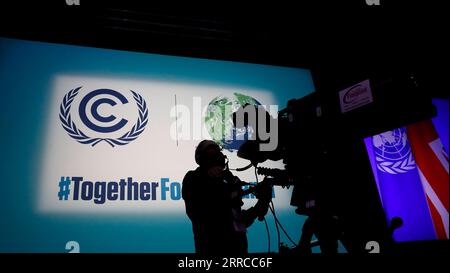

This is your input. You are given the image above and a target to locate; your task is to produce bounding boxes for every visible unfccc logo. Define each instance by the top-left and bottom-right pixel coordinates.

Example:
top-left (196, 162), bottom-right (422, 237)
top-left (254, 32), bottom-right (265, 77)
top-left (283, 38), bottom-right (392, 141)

top-left (59, 87), bottom-right (148, 147)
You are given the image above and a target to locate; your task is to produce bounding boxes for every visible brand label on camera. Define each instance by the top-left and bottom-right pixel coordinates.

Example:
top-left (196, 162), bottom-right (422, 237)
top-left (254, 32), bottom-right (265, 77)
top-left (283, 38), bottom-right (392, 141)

top-left (339, 79), bottom-right (373, 113)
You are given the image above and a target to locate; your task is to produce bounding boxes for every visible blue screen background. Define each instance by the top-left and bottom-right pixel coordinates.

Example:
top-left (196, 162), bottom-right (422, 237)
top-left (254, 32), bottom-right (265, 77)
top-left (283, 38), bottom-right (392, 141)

top-left (0, 37), bottom-right (318, 253)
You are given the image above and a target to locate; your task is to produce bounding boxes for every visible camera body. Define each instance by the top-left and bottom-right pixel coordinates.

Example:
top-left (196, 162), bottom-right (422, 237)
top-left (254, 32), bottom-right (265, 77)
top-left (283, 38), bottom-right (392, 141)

top-left (233, 75), bottom-right (438, 254)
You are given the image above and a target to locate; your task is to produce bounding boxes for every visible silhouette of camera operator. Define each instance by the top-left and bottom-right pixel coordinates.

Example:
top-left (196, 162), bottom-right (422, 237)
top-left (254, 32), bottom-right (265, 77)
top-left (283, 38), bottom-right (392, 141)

top-left (182, 140), bottom-right (272, 255)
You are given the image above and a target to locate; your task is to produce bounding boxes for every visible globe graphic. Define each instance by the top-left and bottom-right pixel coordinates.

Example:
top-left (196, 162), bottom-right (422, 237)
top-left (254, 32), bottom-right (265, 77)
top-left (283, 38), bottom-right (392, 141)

top-left (372, 128), bottom-right (410, 161)
top-left (205, 92), bottom-right (261, 151)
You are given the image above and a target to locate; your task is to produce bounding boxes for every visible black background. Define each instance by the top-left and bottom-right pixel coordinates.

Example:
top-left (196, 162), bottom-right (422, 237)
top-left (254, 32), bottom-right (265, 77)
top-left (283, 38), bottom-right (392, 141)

top-left (0, 0), bottom-right (448, 270)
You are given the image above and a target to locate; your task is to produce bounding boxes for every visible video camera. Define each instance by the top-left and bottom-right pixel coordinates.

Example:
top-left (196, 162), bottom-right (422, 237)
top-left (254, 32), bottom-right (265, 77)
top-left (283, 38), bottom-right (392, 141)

top-left (233, 74), bottom-right (436, 215)
top-left (231, 74), bottom-right (437, 254)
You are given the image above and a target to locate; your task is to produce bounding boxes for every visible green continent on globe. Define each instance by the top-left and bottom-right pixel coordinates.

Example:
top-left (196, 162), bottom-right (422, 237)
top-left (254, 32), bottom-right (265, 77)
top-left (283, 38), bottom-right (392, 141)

top-left (205, 92), bottom-right (259, 150)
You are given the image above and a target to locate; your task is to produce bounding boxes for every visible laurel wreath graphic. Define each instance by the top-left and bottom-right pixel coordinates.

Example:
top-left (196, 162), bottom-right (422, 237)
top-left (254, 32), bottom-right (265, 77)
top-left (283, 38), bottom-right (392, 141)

top-left (59, 87), bottom-right (148, 147)
top-left (375, 152), bottom-right (416, 174)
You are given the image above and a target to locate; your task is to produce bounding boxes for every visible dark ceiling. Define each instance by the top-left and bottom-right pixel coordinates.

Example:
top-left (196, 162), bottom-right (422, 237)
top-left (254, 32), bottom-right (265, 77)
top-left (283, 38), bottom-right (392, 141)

top-left (0, 1), bottom-right (446, 97)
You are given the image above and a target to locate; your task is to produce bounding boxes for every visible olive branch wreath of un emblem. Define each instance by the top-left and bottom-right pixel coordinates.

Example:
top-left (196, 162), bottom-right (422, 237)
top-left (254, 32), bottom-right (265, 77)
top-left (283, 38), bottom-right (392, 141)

top-left (375, 152), bottom-right (416, 175)
top-left (59, 87), bottom-right (148, 147)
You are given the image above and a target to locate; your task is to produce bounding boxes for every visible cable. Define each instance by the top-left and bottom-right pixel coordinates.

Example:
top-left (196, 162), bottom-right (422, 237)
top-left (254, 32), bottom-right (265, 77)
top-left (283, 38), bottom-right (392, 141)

top-left (229, 163), bottom-right (253, 172)
top-left (253, 164), bottom-right (298, 250)
top-left (254, 167), bottom-right (272, 253)
top-left (251, 164), bottom-right (300, 252)
top-left (258, 163), bottom-right (296, 249)
top-left (269, 203), bottom-right (281, 253)
top-left (263, 217), bottom-right (270, 253)
top-left (269, 200), bottom-right (298, 247)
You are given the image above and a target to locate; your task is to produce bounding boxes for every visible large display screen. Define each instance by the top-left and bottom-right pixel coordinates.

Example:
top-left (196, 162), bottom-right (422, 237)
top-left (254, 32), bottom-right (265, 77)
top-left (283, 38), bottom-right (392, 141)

top-left (0, 37), bottom-right (316, 252)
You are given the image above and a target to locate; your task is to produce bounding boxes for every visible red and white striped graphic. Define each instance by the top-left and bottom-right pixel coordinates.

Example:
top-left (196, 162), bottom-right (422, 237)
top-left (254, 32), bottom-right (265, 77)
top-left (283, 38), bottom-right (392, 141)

top-left (407, 120), bottom-right (449, 239)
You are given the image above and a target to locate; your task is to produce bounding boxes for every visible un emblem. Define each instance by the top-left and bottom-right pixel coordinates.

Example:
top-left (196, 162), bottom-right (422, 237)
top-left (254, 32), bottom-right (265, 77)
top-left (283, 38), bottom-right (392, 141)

top-left (372, 128), bottom-right (416, 174)
top-left (59, 87), bottom-right (148, 147)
